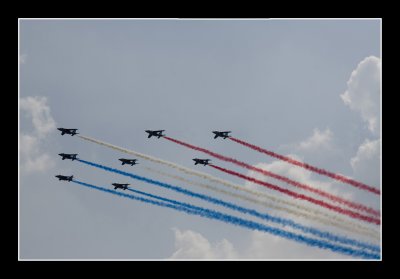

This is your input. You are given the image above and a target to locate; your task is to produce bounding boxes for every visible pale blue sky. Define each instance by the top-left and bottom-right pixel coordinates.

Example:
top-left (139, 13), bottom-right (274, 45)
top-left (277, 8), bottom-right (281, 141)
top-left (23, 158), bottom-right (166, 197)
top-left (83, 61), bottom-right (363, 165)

top-left (19, 19), bottom-right (380, 259)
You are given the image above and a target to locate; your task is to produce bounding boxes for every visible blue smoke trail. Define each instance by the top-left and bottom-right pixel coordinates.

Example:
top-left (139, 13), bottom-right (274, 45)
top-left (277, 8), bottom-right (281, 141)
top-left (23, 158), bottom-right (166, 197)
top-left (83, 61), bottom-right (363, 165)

top-left (71, 179), bottom-right (379, 259)
top-left (127, 188), bottom-right (381, 255)
top-left (77, 159), bottom-right (380, 254)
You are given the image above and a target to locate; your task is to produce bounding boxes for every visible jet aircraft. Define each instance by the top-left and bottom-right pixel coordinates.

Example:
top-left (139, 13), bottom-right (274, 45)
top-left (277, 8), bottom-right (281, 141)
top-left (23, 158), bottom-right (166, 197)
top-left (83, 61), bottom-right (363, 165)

top-left (193, 158), bottom-right (211, 166)
top-left (145, 130), bottom-right (165, 138)
top-left (58, 128), bottom-right (79, 136)
top-left (212, 131), bottom-right (231, 139)
top-left (58, 153), bottom-right (78, 161)
top-left (119, 158), bottom-right (138, 166)
top-left (112, 183), bottom-right (129, 190)
top-left (55, 175), bottom-right (74, 182)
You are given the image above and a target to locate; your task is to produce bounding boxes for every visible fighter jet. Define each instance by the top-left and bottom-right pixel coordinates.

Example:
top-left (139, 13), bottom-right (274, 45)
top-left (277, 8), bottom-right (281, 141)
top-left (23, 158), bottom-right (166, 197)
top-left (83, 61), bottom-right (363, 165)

top-left (58, 153), bottom-right (78, 161)
top-left (55, 175), bottom-right (74, 182)
top-left (193, 158), bottom-right (211, 166)
top-left (212, 131), bottom-right (231, 139)
top-left (112, 183), bottom-right (129, 190)
top-left (145, 130), bottom-right (165, 138)
top-left (119, 158), bottom-right (138, 166)
top-left (58, 128), bottom-right (79, 136)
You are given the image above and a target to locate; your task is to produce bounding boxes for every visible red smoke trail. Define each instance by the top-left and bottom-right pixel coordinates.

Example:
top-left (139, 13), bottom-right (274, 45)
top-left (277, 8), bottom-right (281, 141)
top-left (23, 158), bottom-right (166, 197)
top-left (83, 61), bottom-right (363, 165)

top-left (209, 164), bottom-right (380, 225)
top-left (163, 136), bottom-right (380, 218)
top-left (229, 137), bottom-right (380, 195)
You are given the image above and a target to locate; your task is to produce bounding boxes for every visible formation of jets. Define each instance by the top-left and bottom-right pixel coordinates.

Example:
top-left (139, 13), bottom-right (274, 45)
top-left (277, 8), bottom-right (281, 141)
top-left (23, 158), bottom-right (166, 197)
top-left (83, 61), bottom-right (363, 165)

top-left (58, 128), bottom-right (79, 136)
top-left (112, 183), bottom-right (129, 190)
top-left (193, 158), bottom-right (211, 166)
top-left (119, 158), bottom-right (139, 166)
top-left (56, 129), bottom-right (232, 189)
top-left (58, 153), bottom-right (78, 161)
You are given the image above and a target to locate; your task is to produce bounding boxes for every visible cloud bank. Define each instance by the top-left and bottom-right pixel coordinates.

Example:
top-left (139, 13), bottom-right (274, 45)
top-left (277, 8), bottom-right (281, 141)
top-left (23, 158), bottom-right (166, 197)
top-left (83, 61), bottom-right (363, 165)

top-left (297, 128), bottom-right (333, 152)
top-left (170, 228), bottom-right (237, 259)
top-left (340, 56), bottom-right (381, 134)
top-left (20, 96), bottom-right (56, 173)
top-left (350, 139), bottom-right (380, 186)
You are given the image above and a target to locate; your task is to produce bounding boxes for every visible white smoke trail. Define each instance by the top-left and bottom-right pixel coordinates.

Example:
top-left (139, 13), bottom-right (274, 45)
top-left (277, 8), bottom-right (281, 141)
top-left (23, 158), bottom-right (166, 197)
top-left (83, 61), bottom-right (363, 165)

top-left (145, 167), bottom-right (379, 240)
top-left (78, 135), bottom-right (379, 240)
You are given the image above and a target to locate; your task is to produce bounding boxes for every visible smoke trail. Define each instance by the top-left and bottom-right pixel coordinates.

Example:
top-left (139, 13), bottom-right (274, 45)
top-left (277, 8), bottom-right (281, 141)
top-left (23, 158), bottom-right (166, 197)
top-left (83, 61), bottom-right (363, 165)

top-left (71, 180), bottom-right (379, 259)
top-left (164, 136), bottom-right (380, 218)
top-left (78, 135), bottom-right (317, 215)
top-left (209, 164), bottom-right (380, 225)
top-left (78, 135), bottom-right (379, 238)
top-left (127, 187), bottom-right (379, 253)
top-left (76, 159), bottom-right (379, 252)
top-left (145, 167), bottom-right (379, 240)
top-left (230, 137), bottom-right (380, 195)
top-left (78, 135), bottom-right (262, 193)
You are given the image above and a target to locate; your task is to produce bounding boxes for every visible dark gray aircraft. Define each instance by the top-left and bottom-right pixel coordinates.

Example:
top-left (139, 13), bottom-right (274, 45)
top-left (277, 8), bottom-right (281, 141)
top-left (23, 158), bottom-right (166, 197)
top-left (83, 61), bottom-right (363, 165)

top-left (119, 158), bottom-right (138, 166)
top-left (193, 158), bottom-right (211, 166)
top-left (55, 175), bottom-right (74, 182)
top-left (58, 153), bottom-right (78, 161)
top-left (212, 131), bottom-right (231, 139)
top-left (58, 128), bottom-right (79, 136)
top-left (145, 130), bottom-right (165, 138)
top-left (112, 183), bottom-right (129, 190)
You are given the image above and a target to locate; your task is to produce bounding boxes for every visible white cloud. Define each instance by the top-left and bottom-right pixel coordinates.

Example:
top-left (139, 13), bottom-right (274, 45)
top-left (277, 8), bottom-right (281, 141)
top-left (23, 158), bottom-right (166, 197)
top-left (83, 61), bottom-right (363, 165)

top-left (242, 231), bottom-right (351, 259)
top-left (20, 96), bottom-right (56, 138)
top-left (243, 156), bottom-right (344, 199)
top-left (350, 139), bottom-right (380, 186)
top-left (169, 228), bottom-right (351, 259)
top-left (20, 134), bottom-right (39, 157)
top-left (23, 153), bottom-right (55, 173)
top-left (19, 54), bottom-right (27, 64)
top-left (340, 56), bottom-right (381, 134)
top-left (20, 96), bottom-right (56, 173)
top-left (169, 228), bottom-right (238, 259)
top-left (297, 128), bottom-right (333, 152)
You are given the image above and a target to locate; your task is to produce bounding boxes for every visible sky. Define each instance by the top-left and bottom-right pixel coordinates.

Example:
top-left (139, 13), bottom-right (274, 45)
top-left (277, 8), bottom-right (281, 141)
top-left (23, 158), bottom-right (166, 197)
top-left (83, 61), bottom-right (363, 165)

top-left (19, 19), bottom-right (381, 260)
